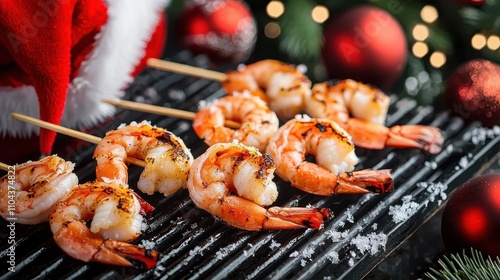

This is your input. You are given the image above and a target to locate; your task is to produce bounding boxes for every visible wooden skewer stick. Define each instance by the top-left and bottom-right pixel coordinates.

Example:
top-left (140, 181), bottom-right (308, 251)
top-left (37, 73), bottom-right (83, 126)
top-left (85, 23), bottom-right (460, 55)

top-left (147, 58), bottom-right (227, 82)
top-left (103, 99), bottom-right (241, 129)
top-left (0, 162), bottom-right (9, 172)
top-left (10, 113), bottom-right (146, 168)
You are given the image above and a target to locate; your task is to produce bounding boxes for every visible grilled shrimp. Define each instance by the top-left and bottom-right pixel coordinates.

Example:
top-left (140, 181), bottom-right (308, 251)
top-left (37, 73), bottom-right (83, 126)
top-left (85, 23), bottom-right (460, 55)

top-left (266, 115), bottom-right (393, 196)
top-left (187, 142), bottom-right (331, 231)
top-left (49, 181), bottom-right (158, 269)
top-left (0, 155), bottom-right (78, 224)
top-left (93, 121), bottom-right (194, 196)
top-left (193, 92), bottom-right (279, 152)
top-left (222, 60), bottom-right (312, 120)
top-left (306, 80), bottom-right (444, 153)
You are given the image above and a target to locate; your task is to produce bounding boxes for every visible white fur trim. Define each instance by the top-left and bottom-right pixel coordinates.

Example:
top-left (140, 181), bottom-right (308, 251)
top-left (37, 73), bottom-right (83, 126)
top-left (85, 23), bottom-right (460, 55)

top-left (0, 86), bottom-right (40, 138)
top-left (0, 0), bottom-right (170, 137)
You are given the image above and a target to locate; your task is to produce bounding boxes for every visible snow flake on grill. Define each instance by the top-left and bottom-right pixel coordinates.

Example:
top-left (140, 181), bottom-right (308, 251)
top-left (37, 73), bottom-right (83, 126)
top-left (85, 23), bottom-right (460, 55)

top-left (350, 232), bottom-right (388, 256)
top-left (215, 238), bottom-right (246, 260)
top-left (325, 229), bottom-right (349, 243)
top-left (466, 126), bottom-right (500, 145)
top-left (388, 195), bottom-right (419, 223)
top-left (418, 181), bottom-right (448, 206)
top-left (269, 239), bottom-right (281, 250)
top-left (139, 239), bottom-right (156, 250)
top-left (325, 250), bottom-right (340, 264)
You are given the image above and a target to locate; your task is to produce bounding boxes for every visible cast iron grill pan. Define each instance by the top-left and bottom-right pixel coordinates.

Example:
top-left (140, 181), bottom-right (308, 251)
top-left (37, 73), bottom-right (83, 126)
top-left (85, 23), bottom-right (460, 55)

top-left (1, 52), bottom-right (499, 280)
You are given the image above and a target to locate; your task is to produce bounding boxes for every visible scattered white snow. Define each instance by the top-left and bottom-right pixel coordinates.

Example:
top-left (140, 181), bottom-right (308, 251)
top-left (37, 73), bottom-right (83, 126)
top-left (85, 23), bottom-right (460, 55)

top-left (468, 126), bottom-right (500, 145)
top-left (325, 250), bottom-right (339, 264)
top-left (388, 195), bottom-right (419, 223)
top-left (289, 251), bottom-right (299, 258)
top-left (139, 239), bottom-right (156, 250)
top-left (459, 156), bottom-right (469, 169)
top-left (418, 181), bottom-right (448, 206)
top-left (424, 161), bottom-right (438, 170)
top-left (350, 232), bottom-right (388, 256)
top-left (324, 229), bottom-right (349, 243)
top-left (215, 239), bottom-right (246, 260)
top-left (269, 239), bottom-right (281, 250)
top-left (346, 210), bottom-right (354, 224)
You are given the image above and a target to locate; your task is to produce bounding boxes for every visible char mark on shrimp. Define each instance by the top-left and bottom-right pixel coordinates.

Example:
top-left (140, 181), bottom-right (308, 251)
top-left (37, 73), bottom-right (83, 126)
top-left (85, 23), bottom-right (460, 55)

top-left (315, 123), bottom-right (327, 132)
top-left (117, 198), bottom-right (125, 210)
top-left (255, 154), bottom-right (274, 179)
top-left (260, 154), bottom-right (274, 170)
top-left (156, 131), bottom-right (177, 146)
top-left (234, 151), bottom-right (249, 167)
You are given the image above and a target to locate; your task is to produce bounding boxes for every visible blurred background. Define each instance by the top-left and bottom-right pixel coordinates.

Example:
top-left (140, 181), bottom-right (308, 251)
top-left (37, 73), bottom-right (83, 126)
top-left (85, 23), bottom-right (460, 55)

top-left (164, 0), bottom-right (499, 115)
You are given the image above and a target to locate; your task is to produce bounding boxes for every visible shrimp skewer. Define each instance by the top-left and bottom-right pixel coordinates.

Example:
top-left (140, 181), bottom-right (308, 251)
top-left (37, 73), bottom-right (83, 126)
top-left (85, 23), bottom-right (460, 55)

top-left (187, 142), bottom-right (331, 231)
top-left (193, 92), bottom-right (279, 152)
top-left (147, 59), bottom-right (311, 119)
top-left (49, 181), bottom-right (159, 269)
top-left (266, 116), bottom-right (393, 196)
top-left (146, 60), bottom-right (442, 153)
top-left (306, 80), bottom-right (444, 153)
top-left (0, 155), bottom-right (78, 224)
top-left (222, 60), bottom-right (312, 120)
top-left (93, 121), bottom-right (194, 196)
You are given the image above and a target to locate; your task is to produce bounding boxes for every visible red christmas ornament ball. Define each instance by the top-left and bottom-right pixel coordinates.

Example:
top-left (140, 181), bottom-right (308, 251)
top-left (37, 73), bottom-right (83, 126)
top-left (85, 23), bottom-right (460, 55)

top-left (444, 59), bottom-right (500, 127)
top-left (177, 0), bottom-right (257, 65)
top-left (321, 5), bottom-right (408, 90)
top-left (441, 173), bottom-right (500, 257)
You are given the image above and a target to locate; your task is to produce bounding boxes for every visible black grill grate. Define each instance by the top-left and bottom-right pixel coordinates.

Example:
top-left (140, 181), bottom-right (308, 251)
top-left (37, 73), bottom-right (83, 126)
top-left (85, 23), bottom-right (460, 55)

top-left (1, 52), bottom-right (499, 280)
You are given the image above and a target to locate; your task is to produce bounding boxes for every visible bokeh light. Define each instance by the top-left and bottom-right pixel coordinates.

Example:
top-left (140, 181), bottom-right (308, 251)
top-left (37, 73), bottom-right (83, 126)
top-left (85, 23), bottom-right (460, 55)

top-left (430, 51), bottom-right (446, 68)
top-left (412, 24), bottom-right (429, 41)
top-left (412, 42), bottom-right (429, 58)
top-left (264, 22), bottom-right (281, 39)
top-left (486, 35), bottom-right (500, 50)
top-left (311, 5), bottom-right (329, 24)
top-left (266, 1), bottom-right (285, 18)
top-left (421, 5), bottom-right (438, 23)
top-left (471, 33), bottom-right (487, 50)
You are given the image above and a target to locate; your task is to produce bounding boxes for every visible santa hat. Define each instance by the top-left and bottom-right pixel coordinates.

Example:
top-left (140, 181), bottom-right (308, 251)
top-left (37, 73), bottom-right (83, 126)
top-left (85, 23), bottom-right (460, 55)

top-left (0, 0), bottom-right (169, 156)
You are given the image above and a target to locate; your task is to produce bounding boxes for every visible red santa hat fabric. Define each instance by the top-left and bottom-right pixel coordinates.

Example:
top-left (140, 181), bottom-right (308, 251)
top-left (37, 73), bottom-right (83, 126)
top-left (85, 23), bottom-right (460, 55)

top-left (0, 0), bottom-right (169, 159)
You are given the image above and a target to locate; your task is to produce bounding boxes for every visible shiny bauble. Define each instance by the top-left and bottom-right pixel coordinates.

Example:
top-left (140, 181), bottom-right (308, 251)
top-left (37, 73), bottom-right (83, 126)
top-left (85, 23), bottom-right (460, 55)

top-left (321, 5), bottom-right (408, 90)
top-left (177, 0), bottom-right (257, 65)
top-left (444, 59), bottom-right (500, 127)
top-left (441, 173), bottom-right (500, 257)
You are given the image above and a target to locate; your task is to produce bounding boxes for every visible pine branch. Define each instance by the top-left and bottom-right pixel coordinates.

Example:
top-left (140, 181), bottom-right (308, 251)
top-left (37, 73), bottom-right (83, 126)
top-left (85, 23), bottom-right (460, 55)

top-left (371, 0), bottom-right (454, 54)
top-left (425, 249), bottom-right (500, 280)
top-left (460, 0), bottom-right (500, 32)
top-left (277, 0), bottom-right (323, 64)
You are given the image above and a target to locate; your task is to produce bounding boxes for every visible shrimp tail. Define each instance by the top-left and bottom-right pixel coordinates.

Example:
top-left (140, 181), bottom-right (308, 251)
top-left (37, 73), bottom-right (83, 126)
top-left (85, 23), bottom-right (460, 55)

top-left (214, 196), bottom-right (330, 231)
top-left (53, 221), bottom-right (159, 269)
top-left (100, 240), bottom-right (159, 270)
top-left (387, 125), bottom-right (444, 154)
top-left (336, 169), bottom-right (393, 194)
top-left (345, 119), bottom-right (444, 154)
top-left (265, 207), bottom-right (332, 230)
top-left (131, 190), bottom-right (155, 217)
